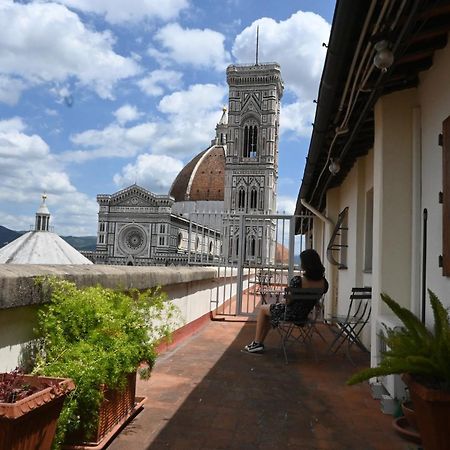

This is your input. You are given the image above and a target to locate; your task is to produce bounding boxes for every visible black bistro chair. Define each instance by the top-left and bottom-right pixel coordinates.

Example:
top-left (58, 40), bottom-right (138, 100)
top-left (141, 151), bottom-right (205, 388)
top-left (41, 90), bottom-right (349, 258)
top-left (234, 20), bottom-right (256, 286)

top-left (276, 287), bottom-right (325, 364)
top-left (326, 287), bottom-right (372, 362)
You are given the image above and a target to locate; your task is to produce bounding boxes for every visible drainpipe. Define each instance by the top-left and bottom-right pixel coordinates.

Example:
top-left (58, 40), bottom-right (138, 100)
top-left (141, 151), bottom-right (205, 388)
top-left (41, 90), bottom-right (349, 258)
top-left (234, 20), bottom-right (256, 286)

top-left (300, 198), bottom-right (336, 319)
top-left (300, 198), bottom-right (334, 228)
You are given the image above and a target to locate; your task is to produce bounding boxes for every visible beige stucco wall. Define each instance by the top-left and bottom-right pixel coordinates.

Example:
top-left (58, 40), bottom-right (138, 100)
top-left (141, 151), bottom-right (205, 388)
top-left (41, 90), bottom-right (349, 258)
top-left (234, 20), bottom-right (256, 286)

top-left (324, 151), bottom-right (373, 348)
top-left (417, 39), bottom-right (450, 317)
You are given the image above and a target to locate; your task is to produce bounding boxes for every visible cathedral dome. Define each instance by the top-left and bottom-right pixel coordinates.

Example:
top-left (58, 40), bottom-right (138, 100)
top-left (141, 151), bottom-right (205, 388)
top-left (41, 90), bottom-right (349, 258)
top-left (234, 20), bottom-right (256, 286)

top-left (169, 145), bottom-right (225, 202)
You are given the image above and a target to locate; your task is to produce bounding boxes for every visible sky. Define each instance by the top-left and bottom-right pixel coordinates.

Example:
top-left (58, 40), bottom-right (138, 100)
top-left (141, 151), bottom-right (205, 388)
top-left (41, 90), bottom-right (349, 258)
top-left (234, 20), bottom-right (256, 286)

top-left (0, 0), bottom-right (335, 235)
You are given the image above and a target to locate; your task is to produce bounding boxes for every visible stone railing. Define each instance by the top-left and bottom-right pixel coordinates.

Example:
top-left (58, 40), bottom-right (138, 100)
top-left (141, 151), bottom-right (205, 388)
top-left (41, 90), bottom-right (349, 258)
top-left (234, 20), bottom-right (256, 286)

top-left (0, 265), bottom-right (245, 372)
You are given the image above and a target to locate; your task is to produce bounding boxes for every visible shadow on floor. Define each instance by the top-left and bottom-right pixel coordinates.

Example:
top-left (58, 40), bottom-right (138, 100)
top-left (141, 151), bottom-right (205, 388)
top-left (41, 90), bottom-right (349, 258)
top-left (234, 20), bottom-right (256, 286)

top-left (123, 321), bottom-right (409, 450)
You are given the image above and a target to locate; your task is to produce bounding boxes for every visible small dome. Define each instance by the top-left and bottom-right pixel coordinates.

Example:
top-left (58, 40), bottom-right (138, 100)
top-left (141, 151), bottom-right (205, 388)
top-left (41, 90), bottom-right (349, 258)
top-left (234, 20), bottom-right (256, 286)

top-left (169, 145), bottom-right (225, 202)
top-left (0, 232), bottom-right (93, 265)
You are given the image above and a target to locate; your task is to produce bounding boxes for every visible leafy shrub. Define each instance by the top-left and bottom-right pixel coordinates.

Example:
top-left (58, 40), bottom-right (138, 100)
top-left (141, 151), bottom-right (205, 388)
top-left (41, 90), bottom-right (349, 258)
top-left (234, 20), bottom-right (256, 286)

top-left (32, 278), bottom-right (180, 449)
top-left (347, 289), bottom-right (450, 391)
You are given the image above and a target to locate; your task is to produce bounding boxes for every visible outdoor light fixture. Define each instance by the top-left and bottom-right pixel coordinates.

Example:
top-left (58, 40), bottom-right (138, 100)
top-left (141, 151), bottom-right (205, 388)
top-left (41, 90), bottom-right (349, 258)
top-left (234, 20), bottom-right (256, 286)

top-left (373, 40), bottom-right (394, 72)
top-left (329, 158), bottom-right (341, 175)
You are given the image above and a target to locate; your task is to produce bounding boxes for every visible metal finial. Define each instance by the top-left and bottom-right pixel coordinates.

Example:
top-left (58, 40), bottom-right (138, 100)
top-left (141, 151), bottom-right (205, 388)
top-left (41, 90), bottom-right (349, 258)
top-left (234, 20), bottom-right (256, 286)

top-left (256, 25), bottom-right (259, 66)
top-left (42, 193), bottom-right (47, 202)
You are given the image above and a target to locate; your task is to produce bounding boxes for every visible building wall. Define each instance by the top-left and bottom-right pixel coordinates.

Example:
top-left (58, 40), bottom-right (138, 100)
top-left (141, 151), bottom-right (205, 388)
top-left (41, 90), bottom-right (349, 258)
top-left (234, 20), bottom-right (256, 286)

top-left (324, 152), bottom-right (374, 347)
top-left (318, 46), bottom-right (450, 362)
top-left (418, 40), bottom-right (450, 317)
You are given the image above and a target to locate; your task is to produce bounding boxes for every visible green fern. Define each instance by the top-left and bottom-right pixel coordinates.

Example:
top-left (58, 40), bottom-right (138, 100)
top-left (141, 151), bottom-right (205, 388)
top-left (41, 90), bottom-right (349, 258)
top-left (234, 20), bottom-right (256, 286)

top-left (348, 290), bottom-right (450, 390)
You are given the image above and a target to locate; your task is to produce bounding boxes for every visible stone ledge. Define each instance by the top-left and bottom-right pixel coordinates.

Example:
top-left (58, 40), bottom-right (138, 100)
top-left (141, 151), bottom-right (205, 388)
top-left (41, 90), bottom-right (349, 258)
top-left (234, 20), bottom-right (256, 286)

top-left (0, 265), bottom-right (221, 310)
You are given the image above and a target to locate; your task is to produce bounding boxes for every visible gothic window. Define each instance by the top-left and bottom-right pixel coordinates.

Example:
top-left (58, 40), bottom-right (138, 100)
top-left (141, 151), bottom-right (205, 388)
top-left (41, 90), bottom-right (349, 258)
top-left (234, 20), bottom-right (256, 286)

top-left (249, 237), bottom-right (256, 257)
top-left (238, 188), bottom-right (246, 209)
top-left (177, 232), bottom-right (182, 248)
top-left (250, 188), bottom-right (257, 209)
top-left (243, 122), bottom-right (258, 158)
top-left (209, 241), bottom-right (213, 254)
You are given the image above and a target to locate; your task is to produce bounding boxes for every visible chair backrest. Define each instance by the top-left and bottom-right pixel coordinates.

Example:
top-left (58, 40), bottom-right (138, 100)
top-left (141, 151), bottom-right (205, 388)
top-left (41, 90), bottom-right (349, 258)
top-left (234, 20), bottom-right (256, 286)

top-left (284, 287), bottom-right (324, 324)
top-left (348, 287), bottom-right (372, 322)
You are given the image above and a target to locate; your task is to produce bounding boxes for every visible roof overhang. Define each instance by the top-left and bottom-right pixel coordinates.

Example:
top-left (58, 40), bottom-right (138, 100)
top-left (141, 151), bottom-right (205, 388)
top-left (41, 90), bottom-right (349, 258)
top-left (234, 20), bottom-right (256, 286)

top-left (296, 0), bottom-right (450, 227)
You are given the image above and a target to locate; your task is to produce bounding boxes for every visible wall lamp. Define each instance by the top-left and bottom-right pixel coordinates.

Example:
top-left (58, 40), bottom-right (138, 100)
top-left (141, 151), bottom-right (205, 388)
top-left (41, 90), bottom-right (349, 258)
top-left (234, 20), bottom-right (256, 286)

top-left (329, 158), bottom-right (341, 175)
top-left (373, 40), bottom-right (394, 72)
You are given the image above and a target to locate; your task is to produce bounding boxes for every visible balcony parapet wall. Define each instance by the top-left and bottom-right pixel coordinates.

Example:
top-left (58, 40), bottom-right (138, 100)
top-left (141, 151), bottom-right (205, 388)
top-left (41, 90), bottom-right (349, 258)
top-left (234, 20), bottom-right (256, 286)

top-left (0, 265), bottom-right (220, 310)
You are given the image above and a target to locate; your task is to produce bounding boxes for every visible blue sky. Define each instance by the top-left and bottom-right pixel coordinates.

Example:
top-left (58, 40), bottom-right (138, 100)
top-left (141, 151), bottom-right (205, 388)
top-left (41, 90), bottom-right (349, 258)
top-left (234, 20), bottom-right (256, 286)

top-left (0, 0), bottom-right (335, 235)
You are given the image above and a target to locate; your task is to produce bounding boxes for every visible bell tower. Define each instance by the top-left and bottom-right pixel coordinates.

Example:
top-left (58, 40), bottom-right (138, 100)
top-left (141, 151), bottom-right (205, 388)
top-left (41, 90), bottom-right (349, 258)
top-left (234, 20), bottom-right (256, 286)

top-left (223, 62), bottom-right (284, 263)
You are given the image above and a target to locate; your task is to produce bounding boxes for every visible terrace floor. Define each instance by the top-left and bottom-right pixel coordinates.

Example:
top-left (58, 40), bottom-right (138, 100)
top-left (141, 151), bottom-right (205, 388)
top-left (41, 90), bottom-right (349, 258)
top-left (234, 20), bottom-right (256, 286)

top-left (109, 320), bottom-right (416, 450)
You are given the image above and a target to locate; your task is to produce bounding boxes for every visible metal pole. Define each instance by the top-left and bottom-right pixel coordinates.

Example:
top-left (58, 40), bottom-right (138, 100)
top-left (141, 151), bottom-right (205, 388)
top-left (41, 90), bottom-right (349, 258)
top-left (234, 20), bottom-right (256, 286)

top-left (421, 208), bottom-right (428, 324)
top-left (236, 214), bottom-right (245, 315)
top-left (288, 216), bottom-right (295, 282)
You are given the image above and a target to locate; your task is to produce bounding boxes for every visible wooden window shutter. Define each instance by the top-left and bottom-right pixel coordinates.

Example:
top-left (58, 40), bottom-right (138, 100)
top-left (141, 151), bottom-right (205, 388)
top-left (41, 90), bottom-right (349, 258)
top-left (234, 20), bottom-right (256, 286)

top-left (443, 116), bottom-right (450, 276)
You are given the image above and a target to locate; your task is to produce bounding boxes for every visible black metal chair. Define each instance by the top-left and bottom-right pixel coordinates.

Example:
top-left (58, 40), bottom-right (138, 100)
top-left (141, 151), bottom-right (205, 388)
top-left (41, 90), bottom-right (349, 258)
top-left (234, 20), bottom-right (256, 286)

top-left (326, 287), bottom-right (372, 362)
top-left (276, 287), bottom-right (325, 364)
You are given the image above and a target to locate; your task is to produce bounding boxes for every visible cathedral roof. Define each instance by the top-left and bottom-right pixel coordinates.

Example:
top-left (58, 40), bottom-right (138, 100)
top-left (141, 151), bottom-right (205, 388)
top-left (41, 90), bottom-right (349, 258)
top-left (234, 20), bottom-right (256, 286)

top-left (0, 231), bottom-right (93, 265)
top-left (169, 145), bottom-right (225, 202)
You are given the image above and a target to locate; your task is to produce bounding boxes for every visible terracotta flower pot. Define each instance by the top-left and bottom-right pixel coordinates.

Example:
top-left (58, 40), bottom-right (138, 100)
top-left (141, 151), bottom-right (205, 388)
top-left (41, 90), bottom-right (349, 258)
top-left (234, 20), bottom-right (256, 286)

top-left (401, 400), bottom-right (418, 429)
top-left (403, 373), bottom-right (450, 450)
top-left (0, 374), bottom-right (75, 450)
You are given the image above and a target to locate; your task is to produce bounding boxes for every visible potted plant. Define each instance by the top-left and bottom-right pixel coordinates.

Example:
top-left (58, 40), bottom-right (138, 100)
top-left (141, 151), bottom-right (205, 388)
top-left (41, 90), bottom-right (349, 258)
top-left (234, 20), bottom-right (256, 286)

top-left (32, 278), bottom-right (180, 450)
top-left (347, 290), bottom-right (450, 450)
top-left (0, 369), bottom-right (74, 450)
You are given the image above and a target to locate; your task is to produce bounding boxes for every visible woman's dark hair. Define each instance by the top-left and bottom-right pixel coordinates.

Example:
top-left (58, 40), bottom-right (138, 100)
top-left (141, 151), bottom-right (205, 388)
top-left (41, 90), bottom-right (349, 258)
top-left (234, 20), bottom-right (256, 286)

top-left (300, 249), bottom-right (325, 281)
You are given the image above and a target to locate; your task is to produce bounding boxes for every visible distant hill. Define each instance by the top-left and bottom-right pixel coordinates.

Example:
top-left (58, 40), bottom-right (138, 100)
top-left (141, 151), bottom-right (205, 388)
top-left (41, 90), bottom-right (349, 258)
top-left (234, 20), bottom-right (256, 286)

top-left (62, 236), bottom-right (97, 251)
top-left (0, 225), bottom-right (21, 247)
top-left (0, 225), bottom-right (96, 251)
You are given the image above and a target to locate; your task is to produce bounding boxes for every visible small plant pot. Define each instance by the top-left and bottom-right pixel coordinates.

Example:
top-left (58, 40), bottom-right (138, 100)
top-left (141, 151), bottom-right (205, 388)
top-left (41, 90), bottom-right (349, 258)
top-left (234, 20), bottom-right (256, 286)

top-left (401, 400), bottom-right (418, 429)
top-left (392, 416), bottom-right (421, 445)
top-left (0, 374), bottom-right (75, 450)
top-left (403, 374), bottom-right (450, 450)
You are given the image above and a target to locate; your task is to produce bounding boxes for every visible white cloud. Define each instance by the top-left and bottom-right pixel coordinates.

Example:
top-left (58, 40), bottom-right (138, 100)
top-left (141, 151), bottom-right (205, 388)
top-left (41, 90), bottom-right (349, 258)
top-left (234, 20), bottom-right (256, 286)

top-left (233, 12), bottom-right (330, 98)
top-left (113, 104), bottom-right (143, 125)
top-left (64, 122), bottom-right (158, 162)
top-left (55, 0), bottom-right (189, 24)
top-left (232, 11), bottom-right (330, 138)
top-left (281, 101), bottom-right (315, 138)
top-left (63, 83), bottom-right (227, 162)
top-left (137, 70), bottom-right (183, 97)
top-left (0, 76), bottom-right (26, 106)
top-left (0, 1), bottom-right (141, 103)
top-left (151, 23), bottom-right (231, 71)
top-left (277, 196), bottom-right (296, 215)
top-left (154, 83), bottom-right (227, 155)
top-left (114, 154), bottom-right (184, 193)
top-left (0, 117), bottom-right (97, 234)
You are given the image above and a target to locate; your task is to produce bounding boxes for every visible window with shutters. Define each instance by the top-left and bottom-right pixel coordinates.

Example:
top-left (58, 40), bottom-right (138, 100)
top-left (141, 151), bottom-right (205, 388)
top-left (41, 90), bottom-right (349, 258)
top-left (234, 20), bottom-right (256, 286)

top-left (442, 116), bottom-right (450, 276)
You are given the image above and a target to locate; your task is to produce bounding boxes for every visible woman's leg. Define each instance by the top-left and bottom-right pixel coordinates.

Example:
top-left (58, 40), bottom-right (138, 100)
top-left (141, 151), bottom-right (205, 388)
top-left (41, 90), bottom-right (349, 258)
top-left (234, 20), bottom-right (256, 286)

top-left (255, 304), bottom-right (272, 343)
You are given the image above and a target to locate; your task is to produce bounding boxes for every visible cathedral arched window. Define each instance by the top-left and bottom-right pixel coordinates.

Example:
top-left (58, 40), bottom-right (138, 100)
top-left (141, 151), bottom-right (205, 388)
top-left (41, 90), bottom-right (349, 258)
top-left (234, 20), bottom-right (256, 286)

top-left (238, 188), bottom-right (246, 209)
top-left (243, 121), bottom-right (258, 158)
top-left (249, 237), bottom-right (256, 257)
top-left (250, 188), bottom-right (257, 209)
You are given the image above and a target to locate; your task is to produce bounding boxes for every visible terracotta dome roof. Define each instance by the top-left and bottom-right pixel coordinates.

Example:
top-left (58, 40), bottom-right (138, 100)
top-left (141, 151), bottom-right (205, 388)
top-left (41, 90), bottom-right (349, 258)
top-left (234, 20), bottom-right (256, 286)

top-left (169, 145), bottom-right (225, 202)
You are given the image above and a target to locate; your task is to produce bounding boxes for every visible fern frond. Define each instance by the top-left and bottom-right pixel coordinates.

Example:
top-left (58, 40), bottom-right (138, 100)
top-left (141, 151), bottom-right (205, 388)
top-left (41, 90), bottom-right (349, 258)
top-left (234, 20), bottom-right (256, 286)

top-left (381, 293), bottom-right (432, 343)
top-left (429, 289), bottom-right (450, 342)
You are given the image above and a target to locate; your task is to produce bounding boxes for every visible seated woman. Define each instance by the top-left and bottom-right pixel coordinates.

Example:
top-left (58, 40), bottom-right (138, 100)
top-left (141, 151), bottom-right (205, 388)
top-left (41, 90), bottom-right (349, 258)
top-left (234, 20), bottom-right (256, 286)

top-left (244, 249), bottom-right (328, 353)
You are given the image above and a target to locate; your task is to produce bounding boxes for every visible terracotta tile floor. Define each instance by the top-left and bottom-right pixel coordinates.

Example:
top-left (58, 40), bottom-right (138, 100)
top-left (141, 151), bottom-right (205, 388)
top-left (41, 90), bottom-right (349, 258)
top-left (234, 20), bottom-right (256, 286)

top-left (109, 321), bottom-right (418, 450)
